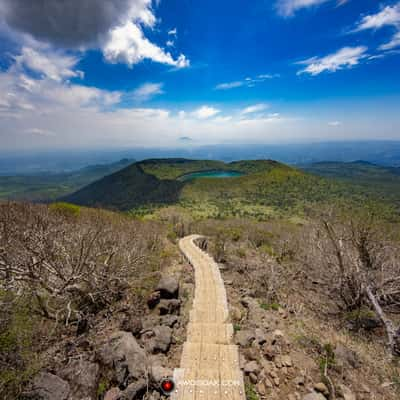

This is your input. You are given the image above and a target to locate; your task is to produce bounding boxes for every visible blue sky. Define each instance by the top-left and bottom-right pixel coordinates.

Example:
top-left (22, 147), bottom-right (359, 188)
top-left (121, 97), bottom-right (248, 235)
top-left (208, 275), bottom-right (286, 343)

top-left (0, 0), bottom-right (399, 150)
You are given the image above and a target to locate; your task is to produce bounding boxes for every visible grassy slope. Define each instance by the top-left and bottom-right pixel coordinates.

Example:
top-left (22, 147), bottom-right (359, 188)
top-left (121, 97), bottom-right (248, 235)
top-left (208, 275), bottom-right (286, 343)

top-left (62, 163), bottom-right (184, 211)
top-left (300, 161), bottom-right (400, 209)
top-left (0, 159), bottom-right (133, 201)
top-left (62, 158), bottom-right (400, 218)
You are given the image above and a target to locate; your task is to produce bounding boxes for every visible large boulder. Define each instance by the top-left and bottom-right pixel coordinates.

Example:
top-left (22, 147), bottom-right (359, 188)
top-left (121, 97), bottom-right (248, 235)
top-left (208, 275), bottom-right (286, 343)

top-left (157, 299), bottom-right (181, 315)
top-left (156, 276), bottom-right (179, 299)
top-left (59, 359), bottom-right (99, 400)
top-left (120, 317), bottom-right (143, 337)
top-left (26, 372), bottom-right (70, 400)
top-left (98, 331), bottom-right (147, 387)
top-left (142, 325), bottom-right (172, 354)
top-left (120, 379), bottom-right (147, 400)
top-left (147, 291), bottom-right (161, 309)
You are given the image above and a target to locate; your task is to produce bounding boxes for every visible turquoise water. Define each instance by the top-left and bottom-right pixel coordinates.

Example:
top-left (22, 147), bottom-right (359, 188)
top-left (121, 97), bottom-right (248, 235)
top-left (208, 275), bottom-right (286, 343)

top-left (178, 170), bottom-right (244, 182)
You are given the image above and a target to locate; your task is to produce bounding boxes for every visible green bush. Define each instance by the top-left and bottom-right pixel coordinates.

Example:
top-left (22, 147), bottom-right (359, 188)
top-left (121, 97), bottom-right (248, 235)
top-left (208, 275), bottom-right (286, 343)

top-left (0, 292), bottom-right (39, 398)
top-left (49, 202), bottom-right (81, 217)
top-left (245, 383), bottom-right (259, 400)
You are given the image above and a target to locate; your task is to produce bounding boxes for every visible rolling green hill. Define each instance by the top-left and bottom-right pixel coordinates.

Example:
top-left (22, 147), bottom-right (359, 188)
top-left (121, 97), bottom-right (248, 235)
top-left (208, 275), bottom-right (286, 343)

top-left (300, 161), bottom-right (400, 209)
top-left (0, 158), bottom-right (133, 201)
top-left (63, 158), bottom-right (400, 219)
top-left (62, 162), bottom-right (184, 211)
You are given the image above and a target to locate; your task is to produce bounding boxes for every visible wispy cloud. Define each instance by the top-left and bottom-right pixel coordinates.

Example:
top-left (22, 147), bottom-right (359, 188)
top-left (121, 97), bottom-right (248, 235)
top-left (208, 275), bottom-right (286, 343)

top-left (297, 46), bottom-right (368, 75)
top-left (380, 31), bottom-right (400, 50)
top-left (241, 104), bottom-right (269, 115)
top-left (215, 81), bottom-right (245, 90)
top-left (353, 2), bottom-right (400, 52)
top-left (131, 82), bottom-right (164, 102)
top-left (328, 121), bottom-right (341, 127)
top-left (354, 3), bottom-right (400, 32)
top-left (215, 73), bottom-right (279, 90)
top-left (276, 0), bottom-right (347, 17)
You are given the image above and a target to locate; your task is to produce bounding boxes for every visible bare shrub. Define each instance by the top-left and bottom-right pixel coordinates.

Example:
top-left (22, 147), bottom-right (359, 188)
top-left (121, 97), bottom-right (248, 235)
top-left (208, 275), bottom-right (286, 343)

top-left (0, 202), bottom-right (160, 327)
top-left (308, 205), bottom-right (400, 356)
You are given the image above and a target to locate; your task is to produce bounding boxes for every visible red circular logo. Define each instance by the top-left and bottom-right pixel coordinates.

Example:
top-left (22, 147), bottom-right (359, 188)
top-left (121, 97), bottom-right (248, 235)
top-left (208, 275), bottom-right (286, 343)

top-left (161, 378), bottom-right (175, 394)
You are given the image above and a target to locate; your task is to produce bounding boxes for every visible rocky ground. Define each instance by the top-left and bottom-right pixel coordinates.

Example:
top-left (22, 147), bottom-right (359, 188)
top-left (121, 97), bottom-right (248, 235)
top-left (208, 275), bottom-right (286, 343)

top-left (222, 254), bottom-right (399, 400)
top-left (20, 235), bottom-right (399, 400)
top-left (22, 254), bottom-right (193, 400)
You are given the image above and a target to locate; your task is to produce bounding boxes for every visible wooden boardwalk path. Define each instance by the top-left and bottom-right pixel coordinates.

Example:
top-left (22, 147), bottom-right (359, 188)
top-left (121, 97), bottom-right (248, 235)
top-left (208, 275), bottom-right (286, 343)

top-left (172, 235), bottom-right (246, 400)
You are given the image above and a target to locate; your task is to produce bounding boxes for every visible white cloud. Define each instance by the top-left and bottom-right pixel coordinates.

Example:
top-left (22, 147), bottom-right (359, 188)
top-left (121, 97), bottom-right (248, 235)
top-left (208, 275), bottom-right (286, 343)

top-left (355, 3), bottom-right (400, 32)
top-left (168, 28), bottom-right (177, 36)
top-left (15, 47), bottom-right (83, 82)
top-left (192, 106), bottom-right (220, 119)
top-left (131, 82), bottom-right (164, 102)
top-left (258, 73), bottom-right (280, 79)
top-left (215, 74), bottom-right (279, 90)
top-left (1, 0), bottom-right (189, 70)
top-left (215, 81), bottom-right (245, 90)
top-left (328, 121), bottom-right (341, 127)
top-left (380, 31), bottom-right (400, 50)
top-left (0, 48), bottom-right (121, 115)
top-left (103, 21), bottom-right (189, 68)
top-left (297, 46), bottom-right (368, 75)
top-left (241, 104), bottom-right (269, 115)
top-left (276, 0), bottom-right (347, 17)
top-left (166, 40), bottom-right (174, 47)
top-left (353, 3), bottom-right (400, 52)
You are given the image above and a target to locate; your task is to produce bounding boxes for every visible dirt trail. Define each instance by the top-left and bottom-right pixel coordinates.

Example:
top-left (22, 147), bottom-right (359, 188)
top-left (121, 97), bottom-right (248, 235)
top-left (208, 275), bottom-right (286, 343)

top-left (172, 235), bottom-right (245, 400)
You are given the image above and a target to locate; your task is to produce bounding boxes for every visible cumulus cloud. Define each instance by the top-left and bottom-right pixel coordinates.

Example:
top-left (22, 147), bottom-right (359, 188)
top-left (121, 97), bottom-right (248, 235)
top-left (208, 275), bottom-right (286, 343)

top-left (0, 46), bottom-right (121, 117)
top-left (103, 21), bottom-right (189, 68)
top-left (297, 46), bottom-right (368, 75)
top-left (15, 47), bottom-right (83, 82)
top-left (192, 106), bottom-right (220, 119)
top-left (0, 0), bottom-right (189, 69)
top-left (0, 0), bottom-right (153, 47)
top-left (130, 82), bottom-right (164, 103)
top-left (276, 0), bottom-right (347, 17)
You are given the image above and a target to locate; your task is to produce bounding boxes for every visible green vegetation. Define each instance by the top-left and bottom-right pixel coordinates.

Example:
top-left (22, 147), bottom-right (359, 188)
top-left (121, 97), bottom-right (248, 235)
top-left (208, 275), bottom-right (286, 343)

top-left (139, 158), bottom-right (230, 179)
top-left (245, 383), bottom-right (259, 400)
top-left (15, 158), bottom-right (399, 221)
top-left (63, 163), bottom-right (184, 211)
top-left (0, 158), bottom-right (133, 201)
top-left (49, 201), bottom-right (81, 217)
top-left (0, 291), bottom-right (39, 398)
top-left (259, 302), bottom-right (280, 311)
top-left (301, 161), bottom-right (400, 210)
